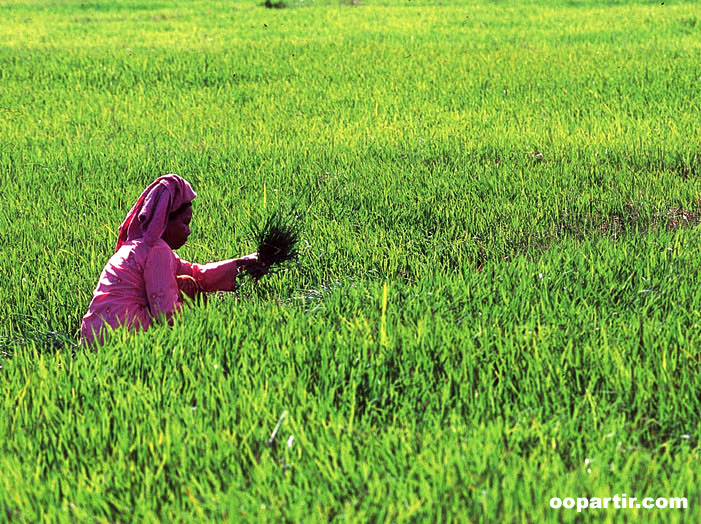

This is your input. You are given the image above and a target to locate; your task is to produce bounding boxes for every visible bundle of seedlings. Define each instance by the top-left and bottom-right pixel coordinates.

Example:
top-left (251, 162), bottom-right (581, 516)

top-left (250, 207), bottom-right (301, 278)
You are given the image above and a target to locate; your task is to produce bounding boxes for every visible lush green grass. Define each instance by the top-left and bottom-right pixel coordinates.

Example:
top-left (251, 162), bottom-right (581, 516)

top-left (1, 0), bottom-right (700, 521)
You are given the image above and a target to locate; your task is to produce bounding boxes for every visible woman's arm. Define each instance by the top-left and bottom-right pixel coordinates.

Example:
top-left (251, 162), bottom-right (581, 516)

top-left (143, 245), bottom-right (181, 322)
top-left (174, 253), bottom-right (267, 292)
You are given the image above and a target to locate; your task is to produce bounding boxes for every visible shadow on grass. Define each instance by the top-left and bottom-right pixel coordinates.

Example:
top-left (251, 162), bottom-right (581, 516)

top-left (1, 314), bottom-right (77, 361)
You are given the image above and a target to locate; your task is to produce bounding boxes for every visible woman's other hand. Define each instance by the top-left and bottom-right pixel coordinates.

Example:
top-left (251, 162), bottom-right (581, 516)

top-left (177, 274), bottom-right (205, 303)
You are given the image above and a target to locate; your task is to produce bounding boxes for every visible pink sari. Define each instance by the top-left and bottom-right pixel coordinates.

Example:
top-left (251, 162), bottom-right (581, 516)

top-left (80, 175), bottom-right (240, 346)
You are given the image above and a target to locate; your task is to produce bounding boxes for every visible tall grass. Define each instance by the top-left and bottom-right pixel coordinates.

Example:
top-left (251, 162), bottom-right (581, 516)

top-left (1, 0), bottom-right (700, 521)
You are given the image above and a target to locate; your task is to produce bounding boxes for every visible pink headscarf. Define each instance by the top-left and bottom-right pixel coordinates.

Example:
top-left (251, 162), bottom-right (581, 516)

top-left (116, 174), bottom-right (197, 251)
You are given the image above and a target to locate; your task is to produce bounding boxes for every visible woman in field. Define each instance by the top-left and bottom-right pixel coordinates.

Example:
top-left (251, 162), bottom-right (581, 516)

top-left (80, 174), bottom-right (266, 346)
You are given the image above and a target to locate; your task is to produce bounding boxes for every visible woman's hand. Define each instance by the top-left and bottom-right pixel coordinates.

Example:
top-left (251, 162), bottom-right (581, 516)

top-left (237, 252), bottom-right (269, 279)
top-left (176, 274), bottom-right (205, 303)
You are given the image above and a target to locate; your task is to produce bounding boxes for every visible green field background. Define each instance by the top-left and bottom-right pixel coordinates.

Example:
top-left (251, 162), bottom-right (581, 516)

top-left (1, 0), bottom-right (700, 522)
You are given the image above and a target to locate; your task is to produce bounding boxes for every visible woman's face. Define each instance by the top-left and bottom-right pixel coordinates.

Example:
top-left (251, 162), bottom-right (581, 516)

top-left (163, 204), bottom-right (192, 250)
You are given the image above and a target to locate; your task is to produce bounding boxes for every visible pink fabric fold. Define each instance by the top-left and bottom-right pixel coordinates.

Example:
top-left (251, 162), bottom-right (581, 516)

top-left (80, 239), bottom-right (241, 347)
top-left (116, 174), bottom-right (197, 251)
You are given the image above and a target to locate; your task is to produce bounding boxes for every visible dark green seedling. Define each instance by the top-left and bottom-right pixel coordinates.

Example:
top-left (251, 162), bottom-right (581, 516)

top-left (252, 207), bottom-right (301, 277)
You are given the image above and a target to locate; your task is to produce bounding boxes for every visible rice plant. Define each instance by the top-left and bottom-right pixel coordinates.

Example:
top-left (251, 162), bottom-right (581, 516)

top-left (253, 207), bottom-right (301, 271)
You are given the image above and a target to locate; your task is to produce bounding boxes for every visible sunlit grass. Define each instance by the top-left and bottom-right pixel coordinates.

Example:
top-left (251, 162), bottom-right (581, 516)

top-left (1, 0), bottom-right (700, 521)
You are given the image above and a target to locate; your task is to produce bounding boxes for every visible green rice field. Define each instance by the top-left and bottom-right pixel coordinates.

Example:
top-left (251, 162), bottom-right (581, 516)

top-left (1, 0), bottom-right (700, 521)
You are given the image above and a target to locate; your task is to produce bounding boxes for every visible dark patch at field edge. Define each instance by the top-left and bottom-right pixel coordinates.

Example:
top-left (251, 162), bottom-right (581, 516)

top-left (263, 0), bottom-right (287, 8)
